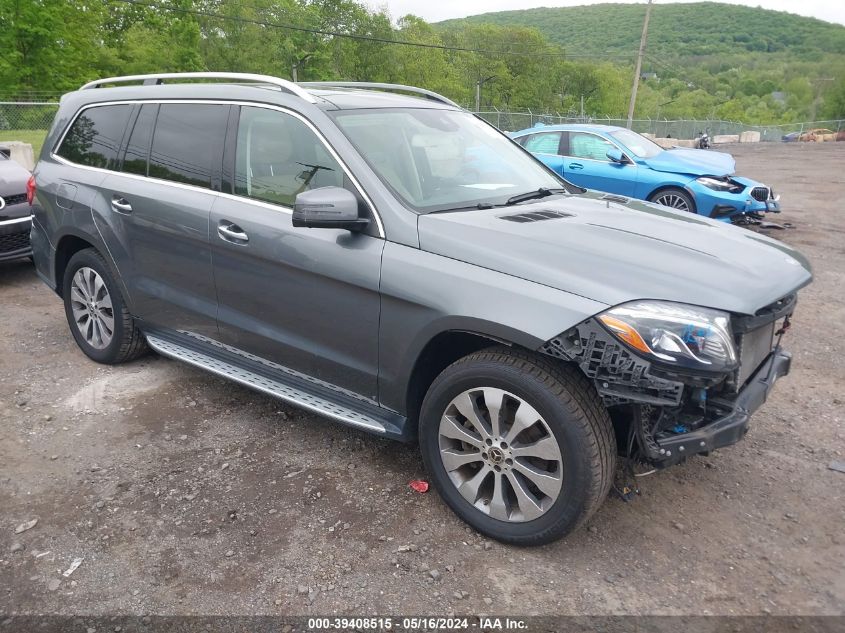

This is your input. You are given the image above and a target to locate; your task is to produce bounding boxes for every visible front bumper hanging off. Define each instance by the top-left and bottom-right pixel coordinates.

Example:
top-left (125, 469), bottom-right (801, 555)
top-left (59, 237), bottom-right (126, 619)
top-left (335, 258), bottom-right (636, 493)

top-left (541, 314), bottom-right (793, 468)
top-left (654, 349), bottom-right (791, 467)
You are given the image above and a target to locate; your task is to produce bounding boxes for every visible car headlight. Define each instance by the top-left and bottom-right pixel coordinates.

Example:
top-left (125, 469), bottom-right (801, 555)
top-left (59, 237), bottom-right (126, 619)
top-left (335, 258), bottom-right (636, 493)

top-left (696, 176), bottom-right (743, 193)
top-left (597, 301), bottom-right (738, 372)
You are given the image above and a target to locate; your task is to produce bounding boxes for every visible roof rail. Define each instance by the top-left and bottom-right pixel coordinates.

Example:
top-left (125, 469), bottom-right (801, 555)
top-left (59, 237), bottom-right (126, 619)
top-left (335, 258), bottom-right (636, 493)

top-left (79, 72), bottom-right (317, 104)
top-left (298, 82), bottom-right (459, 108)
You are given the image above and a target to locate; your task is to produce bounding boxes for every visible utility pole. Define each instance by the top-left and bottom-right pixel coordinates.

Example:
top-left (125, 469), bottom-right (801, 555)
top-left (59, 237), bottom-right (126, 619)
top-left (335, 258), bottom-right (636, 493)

top-left (475, 75), bottom-right (495, 112)
top-left (626, 0), bottom-right (653, 129)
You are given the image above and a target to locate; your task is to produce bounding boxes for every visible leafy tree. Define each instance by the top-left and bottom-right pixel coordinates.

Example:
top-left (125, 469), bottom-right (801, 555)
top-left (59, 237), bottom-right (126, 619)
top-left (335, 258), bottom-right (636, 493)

top-left (3, 0), bottom-right (842, 126)
top-left (0, 0), bottom-right (112, 95)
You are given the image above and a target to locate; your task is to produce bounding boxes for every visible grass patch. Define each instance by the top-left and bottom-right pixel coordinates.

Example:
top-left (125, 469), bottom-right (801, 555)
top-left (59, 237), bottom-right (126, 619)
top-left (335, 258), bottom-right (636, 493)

top-left (0, 130), bottom-right (49, 158)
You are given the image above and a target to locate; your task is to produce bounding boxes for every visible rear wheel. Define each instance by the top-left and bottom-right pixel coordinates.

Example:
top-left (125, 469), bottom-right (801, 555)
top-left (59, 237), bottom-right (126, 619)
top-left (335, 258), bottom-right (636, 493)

top-left (419, 347), bottom-right (615, 546)
top-left (649, 187), bottom-right (695, 213)
top-left (62, 248), bottom-right (147, 364)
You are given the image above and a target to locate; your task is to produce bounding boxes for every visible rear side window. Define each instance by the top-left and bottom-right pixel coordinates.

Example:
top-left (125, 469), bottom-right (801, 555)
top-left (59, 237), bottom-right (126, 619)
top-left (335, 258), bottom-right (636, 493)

top-left (121, 104), bottom-right (157, 176)
top-left (56, 105), bottom-right (133, 169)
top-left (148, 104), bottom-right (228, 189)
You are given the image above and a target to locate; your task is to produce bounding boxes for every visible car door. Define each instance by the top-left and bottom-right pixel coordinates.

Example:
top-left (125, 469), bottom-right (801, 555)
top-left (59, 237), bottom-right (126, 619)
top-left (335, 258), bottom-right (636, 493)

top-left (210, 104), bottom-right (383, 401)
top-left (562, 131), bottom-right (637, 195)
top-left (519, 131), bottom-right (565, 176)
top-left (94, 103), bottom-right (228, 338)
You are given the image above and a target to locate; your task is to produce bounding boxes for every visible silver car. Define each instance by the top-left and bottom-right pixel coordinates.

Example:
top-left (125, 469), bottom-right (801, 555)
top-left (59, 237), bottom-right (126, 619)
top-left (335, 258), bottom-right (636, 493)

top-left (0, 152), bottom-right (34, 262)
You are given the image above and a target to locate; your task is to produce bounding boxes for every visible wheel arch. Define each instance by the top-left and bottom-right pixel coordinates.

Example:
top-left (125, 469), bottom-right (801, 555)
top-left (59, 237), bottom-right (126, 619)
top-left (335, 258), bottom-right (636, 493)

top-left (645, 184), bottom-right (697, 212)
top-left (403, 327), bottom-right (541, 431)
top-left (54, 231), bottom-right (99, 298)
top-left (53, 229), bottom-right (133, 314)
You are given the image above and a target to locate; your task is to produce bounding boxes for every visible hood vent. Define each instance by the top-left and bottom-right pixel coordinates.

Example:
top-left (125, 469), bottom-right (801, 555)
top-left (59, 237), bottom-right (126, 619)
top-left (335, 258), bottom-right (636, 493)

top-left (601, 194), bottom-right (630, 204)
top-left (500, 209), bottom-right (572, 223)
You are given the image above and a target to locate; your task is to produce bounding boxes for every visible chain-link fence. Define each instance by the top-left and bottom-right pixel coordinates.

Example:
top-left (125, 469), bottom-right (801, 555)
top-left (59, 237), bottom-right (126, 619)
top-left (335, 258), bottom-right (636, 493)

top-left (473, 108), bottom-right (845, 141)
top-left (0, 102), bottom-right (59, 157)
top-left (0, 101), bottom-right (843, 149)
top-left (0, 102), bottom-right (59, 131)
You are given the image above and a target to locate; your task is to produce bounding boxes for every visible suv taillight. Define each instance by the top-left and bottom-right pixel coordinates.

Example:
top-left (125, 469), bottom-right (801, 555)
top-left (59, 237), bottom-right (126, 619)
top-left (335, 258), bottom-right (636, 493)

top-left (26, 175), bottom-right (36, 205)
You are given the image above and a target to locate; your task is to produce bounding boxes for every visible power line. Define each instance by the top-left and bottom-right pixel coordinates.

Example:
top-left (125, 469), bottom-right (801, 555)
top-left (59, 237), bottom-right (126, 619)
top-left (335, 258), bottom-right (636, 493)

top-left (644, 54), bottom-right (698, 89)
top-left (111, 0), bottom-right (633, 60)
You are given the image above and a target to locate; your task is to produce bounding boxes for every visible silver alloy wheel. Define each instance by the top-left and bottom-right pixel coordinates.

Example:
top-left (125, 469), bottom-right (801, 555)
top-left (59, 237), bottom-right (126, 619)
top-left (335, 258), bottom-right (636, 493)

top-left (653, 192), bottom-right (691, 211)
top-left (438, 387), bottom-right (563, 522)
top-left (70, 266), bottom-right (114, 350)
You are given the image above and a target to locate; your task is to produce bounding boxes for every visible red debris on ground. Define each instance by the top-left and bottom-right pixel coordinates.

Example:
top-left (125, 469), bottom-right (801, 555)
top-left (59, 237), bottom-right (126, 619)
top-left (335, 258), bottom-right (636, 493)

top-left (409, 479), bottom-right (429, 493)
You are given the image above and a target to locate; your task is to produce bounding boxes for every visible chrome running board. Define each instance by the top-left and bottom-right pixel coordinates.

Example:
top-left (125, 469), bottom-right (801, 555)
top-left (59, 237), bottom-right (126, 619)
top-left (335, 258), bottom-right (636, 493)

top-left (145, 331), bottom-right (410, 440)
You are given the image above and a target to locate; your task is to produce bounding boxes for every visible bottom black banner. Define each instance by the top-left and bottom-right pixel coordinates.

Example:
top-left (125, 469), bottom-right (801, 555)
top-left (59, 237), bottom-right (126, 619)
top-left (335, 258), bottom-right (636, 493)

top-left (0, 616), bottom-right (843, 633)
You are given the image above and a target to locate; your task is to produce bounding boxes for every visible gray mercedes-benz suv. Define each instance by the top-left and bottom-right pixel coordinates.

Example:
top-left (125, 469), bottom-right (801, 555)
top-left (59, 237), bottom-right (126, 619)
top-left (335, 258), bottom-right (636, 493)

top-left (31, 73), bottom-right (812, 545)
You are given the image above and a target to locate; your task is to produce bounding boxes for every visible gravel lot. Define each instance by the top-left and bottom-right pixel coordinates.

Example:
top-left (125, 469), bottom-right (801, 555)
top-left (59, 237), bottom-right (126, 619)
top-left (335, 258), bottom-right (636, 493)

top-left (1, 142), bottom-right (843, 618)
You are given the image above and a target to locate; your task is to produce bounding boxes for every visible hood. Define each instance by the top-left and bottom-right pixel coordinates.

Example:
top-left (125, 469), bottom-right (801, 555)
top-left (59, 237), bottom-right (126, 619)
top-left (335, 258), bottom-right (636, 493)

top-left (0, 157), bottom-right (31, 195)
top-left (418, 192), bottom-right (812, 316)
top-left (644, 148), bottom-right (736, 177)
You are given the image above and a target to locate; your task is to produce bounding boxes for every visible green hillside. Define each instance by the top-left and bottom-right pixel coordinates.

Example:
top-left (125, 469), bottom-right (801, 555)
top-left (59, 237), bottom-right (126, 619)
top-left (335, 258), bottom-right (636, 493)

top-left (440, 3), bottom-right (845, 60)
top-left (437, 3), bottom-right (845, 122)
top-left (3, 1), bottom-right (843, 124)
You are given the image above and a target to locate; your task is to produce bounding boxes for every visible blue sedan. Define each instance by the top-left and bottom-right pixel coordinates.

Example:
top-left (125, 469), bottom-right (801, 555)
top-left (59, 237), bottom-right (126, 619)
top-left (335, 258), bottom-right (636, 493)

top-left (510, 124), bottom-right (780, 221)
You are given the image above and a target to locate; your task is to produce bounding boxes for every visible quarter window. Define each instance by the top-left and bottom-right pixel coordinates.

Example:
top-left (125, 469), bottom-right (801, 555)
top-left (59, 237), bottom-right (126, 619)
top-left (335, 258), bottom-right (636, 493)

top-left (56, 105), bottom-right (133, 169)
top-left (148, 104), bottom-right (228, 189)
top-left (234, 106), bottom-right (344, 208)
top-left (568, 133), bottom-right (617, 162)
top-left (522, 132), bottom-right (562, 155)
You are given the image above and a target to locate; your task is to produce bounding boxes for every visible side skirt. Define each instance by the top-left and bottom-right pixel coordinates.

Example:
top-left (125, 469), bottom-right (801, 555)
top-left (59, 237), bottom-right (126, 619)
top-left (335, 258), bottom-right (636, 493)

top-left (143, 329), bottom-right (412, 441)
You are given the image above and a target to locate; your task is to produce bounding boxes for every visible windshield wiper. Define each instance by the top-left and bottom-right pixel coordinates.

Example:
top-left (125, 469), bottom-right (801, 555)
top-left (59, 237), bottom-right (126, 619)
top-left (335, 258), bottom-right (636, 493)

top-left (505, 187), bottom-right (569, 206)
top-left (428, 202), bottom-right (497, 214)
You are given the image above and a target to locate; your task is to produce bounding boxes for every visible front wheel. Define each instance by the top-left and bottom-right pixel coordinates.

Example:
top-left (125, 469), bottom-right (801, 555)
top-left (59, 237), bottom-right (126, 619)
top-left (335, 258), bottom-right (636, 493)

top-left (649, 187), bottom-right (696, 213)
top-left (419, 347), bottom-right (615, 546)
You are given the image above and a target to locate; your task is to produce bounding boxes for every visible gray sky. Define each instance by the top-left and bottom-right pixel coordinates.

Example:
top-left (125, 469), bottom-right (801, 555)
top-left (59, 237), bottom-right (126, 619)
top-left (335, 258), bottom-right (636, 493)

top-left (368, 0), bottom-right (845, 26)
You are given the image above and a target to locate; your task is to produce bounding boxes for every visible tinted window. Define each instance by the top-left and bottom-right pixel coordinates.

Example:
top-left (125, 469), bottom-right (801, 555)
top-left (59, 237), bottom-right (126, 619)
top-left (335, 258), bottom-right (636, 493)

top-left (568, 132), bottom-right (617, 162)
top-left (522, 132), bottom-right (561, 154)
top-left (234, 106), bottom-right (344, 207)
top-left (148, 104), bottom-right (227, 189)
top-left (56, 105), bottom-right (132, 169)
top-left (121, 104), bottom-right (157, 176)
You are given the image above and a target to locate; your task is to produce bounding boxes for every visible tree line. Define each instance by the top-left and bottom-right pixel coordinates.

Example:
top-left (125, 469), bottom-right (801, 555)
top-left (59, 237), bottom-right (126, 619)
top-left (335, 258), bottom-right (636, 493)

top-left (1, 0), bottom-right (843, 124)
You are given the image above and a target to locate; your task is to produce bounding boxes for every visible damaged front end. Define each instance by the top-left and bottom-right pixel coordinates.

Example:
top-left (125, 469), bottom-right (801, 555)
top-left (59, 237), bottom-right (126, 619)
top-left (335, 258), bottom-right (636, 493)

top-left (540, 294), bottom-right (797, 468)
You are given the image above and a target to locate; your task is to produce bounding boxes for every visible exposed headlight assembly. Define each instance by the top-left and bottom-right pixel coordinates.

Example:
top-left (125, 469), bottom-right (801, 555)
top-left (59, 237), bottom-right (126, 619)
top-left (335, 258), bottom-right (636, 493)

top-left (696, 176), bottom-right (743, 193)
top-left (598, 301), bottom-right (738, 372)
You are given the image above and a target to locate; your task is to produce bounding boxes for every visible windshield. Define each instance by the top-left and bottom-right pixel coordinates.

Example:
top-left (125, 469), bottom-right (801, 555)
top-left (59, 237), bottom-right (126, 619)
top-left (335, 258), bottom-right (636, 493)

top-left (330, 108), bottom-right (565, 212)
top-left (609, 129), bottom-right (663, 159)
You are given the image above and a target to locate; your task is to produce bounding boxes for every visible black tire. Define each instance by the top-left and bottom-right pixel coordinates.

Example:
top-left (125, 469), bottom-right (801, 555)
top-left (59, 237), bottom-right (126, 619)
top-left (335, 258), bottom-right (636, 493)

top-left (62, 248), bottom-right (148, 364)
top-left (419, 347), bottom-right (615, 546)
top-left (648, 187), bottom-right (696, 213)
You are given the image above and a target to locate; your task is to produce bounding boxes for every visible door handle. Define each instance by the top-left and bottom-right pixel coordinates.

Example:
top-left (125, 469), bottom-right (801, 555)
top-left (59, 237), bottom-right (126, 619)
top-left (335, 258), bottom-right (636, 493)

top-left (568, 163), bottom-right (584, 170)
top-left (111, 195), bottom-right (132, 214)
top-left (217, 221), bottom-right (249, 244)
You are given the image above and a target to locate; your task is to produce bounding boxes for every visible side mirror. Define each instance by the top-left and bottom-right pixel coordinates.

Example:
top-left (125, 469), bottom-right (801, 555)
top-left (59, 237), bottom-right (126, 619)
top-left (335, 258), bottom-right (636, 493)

top-left (292, 186), bottom-right (369, 231)
top-left (606, 148), bottom-right (625, 164)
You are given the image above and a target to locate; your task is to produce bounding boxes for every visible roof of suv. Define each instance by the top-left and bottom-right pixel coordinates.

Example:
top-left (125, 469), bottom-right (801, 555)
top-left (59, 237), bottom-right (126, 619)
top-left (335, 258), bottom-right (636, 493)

top-left (67, 74), bottom-right (460, 112)
top-left (307, 87), bottom-right (456, 110)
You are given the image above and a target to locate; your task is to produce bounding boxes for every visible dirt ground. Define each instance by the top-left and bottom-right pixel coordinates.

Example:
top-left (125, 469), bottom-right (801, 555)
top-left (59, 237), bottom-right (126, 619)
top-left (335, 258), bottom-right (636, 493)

top-left (1, 142), bottom-right (843, 619)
